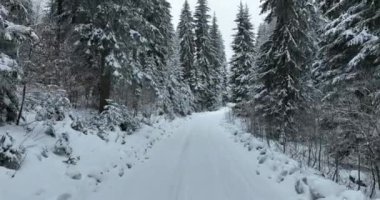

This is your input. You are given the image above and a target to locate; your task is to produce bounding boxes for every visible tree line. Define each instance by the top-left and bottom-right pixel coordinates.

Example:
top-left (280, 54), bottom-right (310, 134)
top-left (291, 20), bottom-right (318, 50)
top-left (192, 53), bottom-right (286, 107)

top-left (0, 0), bottom-right (228, 125)
top-left (230, 0), bottom-right (380, 195)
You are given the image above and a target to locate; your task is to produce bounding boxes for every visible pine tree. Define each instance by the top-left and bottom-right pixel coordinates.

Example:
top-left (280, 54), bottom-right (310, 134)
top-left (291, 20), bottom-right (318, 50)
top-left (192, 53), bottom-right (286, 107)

top-left (314, 0), bottom-right (380, 179)
top-left (193, 0), bottom-right (214, 111)
top-left (177, 0), bottom-right (196, 84)
top-left (0, 0), bottom-right (36, 124)
top-left (254, 0), bottom-right (315, 151)
top-left (210, 14), bottom-right (228, 106)
top-left (73, 0), bottom-right (132, 112)
top-left (230, 3), bottom-right (256, 103)
top-left (48, 0), bottom-right (79, 86)
top-left (138, 0), bottom-right (183, 115)
top-left (165, 32), bottom-right (194, 116)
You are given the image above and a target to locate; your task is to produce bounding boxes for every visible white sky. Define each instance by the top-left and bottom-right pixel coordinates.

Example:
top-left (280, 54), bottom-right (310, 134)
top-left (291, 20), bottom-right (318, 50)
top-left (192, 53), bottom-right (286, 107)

top-left (168, 0), bottom-right (264, 61)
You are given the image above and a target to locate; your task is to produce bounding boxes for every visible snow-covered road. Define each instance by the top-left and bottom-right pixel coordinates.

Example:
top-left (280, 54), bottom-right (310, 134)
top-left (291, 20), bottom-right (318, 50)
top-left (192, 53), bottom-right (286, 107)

top-left (2, 108), bottom-right (367, 200)
top-left (92, 108), bottom-right (299, 200)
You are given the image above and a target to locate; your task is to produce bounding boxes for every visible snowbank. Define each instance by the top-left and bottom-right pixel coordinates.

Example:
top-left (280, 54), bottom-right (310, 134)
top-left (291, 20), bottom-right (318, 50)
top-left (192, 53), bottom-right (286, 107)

top-left (0, 112), bottom-right (183, 200)
top-left (223, 110), bottom-right (372, 200)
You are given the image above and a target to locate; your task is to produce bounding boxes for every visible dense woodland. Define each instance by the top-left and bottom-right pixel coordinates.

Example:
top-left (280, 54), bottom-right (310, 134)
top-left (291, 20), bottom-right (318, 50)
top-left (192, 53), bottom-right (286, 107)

top-left (230, 0), bottom-right (380, 196)
top-left (1, 0), bottom-right (228, 123)
top-left (1, 0), bottom-right (380, 197)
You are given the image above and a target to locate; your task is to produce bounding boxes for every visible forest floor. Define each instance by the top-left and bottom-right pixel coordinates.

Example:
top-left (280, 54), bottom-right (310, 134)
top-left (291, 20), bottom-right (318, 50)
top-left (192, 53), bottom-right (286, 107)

top-left (0, 108), bottom-right (372, 200)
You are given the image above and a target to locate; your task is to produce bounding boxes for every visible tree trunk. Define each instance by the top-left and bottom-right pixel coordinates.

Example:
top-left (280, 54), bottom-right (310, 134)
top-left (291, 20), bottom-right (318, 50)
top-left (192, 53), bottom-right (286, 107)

top-left (99, 53), bottom-right (111, 113)
top-left (308, 140), bottom-right (312, 167)
top-left (318, 134), bottom-right (322, 171)
top-left (375, 164), bottom-right (380, 190)
top-left (357, 150), bottom-right (361, 190)
top-left (16, 84), bottom-right (26, 125)
top-left (334, 157), bottom-right (339, 183)
top-left (266, 124), bottom-right (271, 147)
top-left (370, 163), bottom-right (376, 198)
top-left (282, 128), bottom-right (286, 154)
top-left (55, 0), bottom-right (63, 86)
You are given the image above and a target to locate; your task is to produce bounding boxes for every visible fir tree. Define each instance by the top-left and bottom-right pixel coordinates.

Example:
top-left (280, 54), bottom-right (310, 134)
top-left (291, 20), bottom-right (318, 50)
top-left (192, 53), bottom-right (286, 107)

top-left (0, 0), bottom-right (36, 124)
top-left (177, 0), bottom-right (196, 84)
top-left (193, 0), bottom-right (214, 111)
top-left (314, 0), bottom-right (380, 177)
top-left (254, 0), bottom-right (315, 151)
top-left (230, 3), bottom-right (256, 103)
top-left (210, 14), bottom-right (228, 106)
top-left (47, 0), bottom-right (79, 86)
top-left (73, 0), bottom-right (132, 112)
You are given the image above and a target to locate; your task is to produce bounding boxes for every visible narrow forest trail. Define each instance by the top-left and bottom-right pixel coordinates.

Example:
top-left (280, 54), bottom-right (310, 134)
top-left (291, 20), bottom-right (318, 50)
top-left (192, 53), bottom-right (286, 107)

top-left (89, 108), bottom-right (300, 200)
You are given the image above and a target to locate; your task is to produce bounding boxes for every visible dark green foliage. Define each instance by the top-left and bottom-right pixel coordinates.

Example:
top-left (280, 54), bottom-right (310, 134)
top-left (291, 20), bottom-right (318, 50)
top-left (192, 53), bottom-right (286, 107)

top-left (193, 0), bottom-right (213, 111)
top-left (230, 4), bottom-right (256, 103)
top-left (254, 0), bottom-right (315, 145)
top-left (0, 0), bottom-right (35, 124)
top-left (313, 0), bottom-right (380, 169)
top-left (178, 0), bottom-right (196, 84)
top-left (0, 133), bottom-right (23, 170)
top-left (210, 15), bottom-right (228, 107)
top-left (192, 0), bottom-right (225, 111)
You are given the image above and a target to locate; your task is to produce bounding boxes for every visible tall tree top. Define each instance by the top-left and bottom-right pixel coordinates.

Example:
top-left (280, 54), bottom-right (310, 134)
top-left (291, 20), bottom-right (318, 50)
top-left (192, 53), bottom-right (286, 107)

top-left (178, 0), bottom-right (193, 29)
top-left (232, 3), bottom-right (255, 48)
top-left (194, 0), bottom-right (211, 27)
top-left (211, 13), bottom-right (219, 34)
top-left (182, 0), bottom-right (191, 12)
top-left (261, 0), bottom-right (303, 24)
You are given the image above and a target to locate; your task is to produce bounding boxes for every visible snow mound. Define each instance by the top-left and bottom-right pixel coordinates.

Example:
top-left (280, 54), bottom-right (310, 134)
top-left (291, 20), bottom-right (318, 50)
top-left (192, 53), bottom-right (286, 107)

top-left (324, 190), bottom-right (368, 200)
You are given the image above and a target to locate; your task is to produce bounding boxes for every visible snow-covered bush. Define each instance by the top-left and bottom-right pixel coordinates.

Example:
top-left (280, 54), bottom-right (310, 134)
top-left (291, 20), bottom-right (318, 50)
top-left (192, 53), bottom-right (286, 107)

top-left (24, 85), bottom-right (71, 122)
top-left (53, 133), bottom-right (72, 156)
top-left (90, 101), bottom-right (139, 134)
top-left (0, 132), bottom-right (23, 170)
top-left (97, 130), bottom-right (109, 142)
top-left (70, 117), bottom-right (86, 134)
top-left (44, 122), bottom-right (56, 137)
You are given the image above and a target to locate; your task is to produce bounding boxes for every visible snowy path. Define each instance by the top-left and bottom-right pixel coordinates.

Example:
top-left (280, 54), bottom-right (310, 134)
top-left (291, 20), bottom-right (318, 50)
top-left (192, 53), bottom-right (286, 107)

top-left (90, 108), bottom-right (299, 200)
top-left (1, 108), bottom-right (367, 200)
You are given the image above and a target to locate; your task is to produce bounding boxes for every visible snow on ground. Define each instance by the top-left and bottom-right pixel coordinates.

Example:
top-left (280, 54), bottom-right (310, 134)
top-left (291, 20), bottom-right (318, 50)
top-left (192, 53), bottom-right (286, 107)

top-left (0, 107), bottom-right (374, 200)
top-left (0, 112), bottom-right (180, 200)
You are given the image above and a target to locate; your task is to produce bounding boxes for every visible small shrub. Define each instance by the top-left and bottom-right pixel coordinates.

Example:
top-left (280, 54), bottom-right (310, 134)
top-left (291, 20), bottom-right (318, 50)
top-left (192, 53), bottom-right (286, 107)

top-left (70, 117), bottom-right (86, 133)
top-left (24, 85), bottom-right (71, 122)
top-left (0, 132), bottom-right (23, 170)
top-left (90, 101), bottom-right (139, 134)
top-left (44, 123), bottom-right (56, 137)
top-left (53, 133), bottom-right (72, 156)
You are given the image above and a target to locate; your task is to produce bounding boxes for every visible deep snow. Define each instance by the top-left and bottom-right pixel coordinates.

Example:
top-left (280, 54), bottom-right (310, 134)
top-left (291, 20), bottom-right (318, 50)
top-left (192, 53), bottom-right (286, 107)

top-left (0, 108), bottom-right (372, 200)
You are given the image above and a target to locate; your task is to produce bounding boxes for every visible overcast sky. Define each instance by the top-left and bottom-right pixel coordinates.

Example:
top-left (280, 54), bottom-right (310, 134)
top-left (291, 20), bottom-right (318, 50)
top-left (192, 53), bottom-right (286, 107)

top-left (168, 0), bottom-right (264, 61)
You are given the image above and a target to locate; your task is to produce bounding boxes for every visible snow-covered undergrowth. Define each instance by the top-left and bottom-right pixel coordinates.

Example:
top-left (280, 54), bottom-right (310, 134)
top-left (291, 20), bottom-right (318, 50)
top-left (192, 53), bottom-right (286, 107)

top-left (0, 115), bottom-right (183, 200)
top-left (0, 86), bottom-right (184, 200)
top-left (223, 110), bottom-right (379, 200)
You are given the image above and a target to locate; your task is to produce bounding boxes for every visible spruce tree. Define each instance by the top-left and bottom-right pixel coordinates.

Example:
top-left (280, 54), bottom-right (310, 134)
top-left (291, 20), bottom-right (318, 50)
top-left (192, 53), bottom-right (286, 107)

top-left (314, 0), bottom-right (380, 176)
top-left (254, 0), bottom-right (315, 151)
top-left (193, 0), bottom-right (214, 111)
top-left (73, 0), bottom-right (131, 112)
top-left (178, 0), bottom-right (196, 84)
top-left (230, 3), bottom-right (256, 103)
top-left (0, 0), bottom-right (36, 124)
top-left (210, 14), bottom-right (228, 106)
top-left (138, 0), bottom-right (180, 115)
top-left (47, 0), bottom-right (79, 86)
